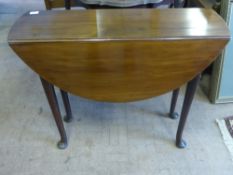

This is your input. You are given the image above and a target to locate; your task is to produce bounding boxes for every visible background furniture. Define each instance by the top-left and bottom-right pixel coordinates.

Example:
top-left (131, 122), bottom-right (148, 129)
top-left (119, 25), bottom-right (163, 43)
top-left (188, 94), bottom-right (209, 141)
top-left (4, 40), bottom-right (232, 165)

top-left (210, 0), bottom-right (233, 103)
top-left (44, 0), bottom-right (76, 9)
top-left (187, 0), bottom-right (216, 8)
top-left (43, 0), bottom-right (185, 9)
top-left (187, 0), bottom-right (233, 103)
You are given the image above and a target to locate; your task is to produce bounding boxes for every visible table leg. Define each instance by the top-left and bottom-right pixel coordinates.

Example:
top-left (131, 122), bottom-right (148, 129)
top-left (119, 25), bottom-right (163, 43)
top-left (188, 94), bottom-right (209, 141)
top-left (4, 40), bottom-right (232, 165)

top-left (176, 74), bottom-right (201, 148)
top-left (169, 88), bottom-right (180, 119)
top-left (184, 0), bottom-right (188, 7)
top-left (40, 77), bottom-right (68, 149)
top-left (60, 89), bottom-right (73, 122)
top-left (174, 0), bottom-right (180, 7)
top-left (64, 0), bottom-right (71, 10)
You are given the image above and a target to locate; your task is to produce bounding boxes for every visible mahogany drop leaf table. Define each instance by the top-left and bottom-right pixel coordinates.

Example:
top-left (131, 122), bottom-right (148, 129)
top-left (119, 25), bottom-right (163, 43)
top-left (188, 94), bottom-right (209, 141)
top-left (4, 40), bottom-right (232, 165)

top-left (8, 9), bottom-right (230, 149)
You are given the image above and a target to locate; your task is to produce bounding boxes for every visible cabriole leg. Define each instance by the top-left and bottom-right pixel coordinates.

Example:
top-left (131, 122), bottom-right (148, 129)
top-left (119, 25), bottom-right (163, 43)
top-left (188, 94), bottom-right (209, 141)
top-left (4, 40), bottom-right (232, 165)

top-left (60, 89), bottom-right (73, 122)
top-left (176, 74), bottom-right (201, 148)
top-left (169, 88), bottom-right (180, 119)
top-left (40, 77), bottom-right (68, 149)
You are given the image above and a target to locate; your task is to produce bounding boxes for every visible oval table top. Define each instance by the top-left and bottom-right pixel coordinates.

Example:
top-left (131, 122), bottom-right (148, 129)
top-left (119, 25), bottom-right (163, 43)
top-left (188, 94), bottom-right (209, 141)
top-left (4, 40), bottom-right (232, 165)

top-left (8, 9), bottom-right (230, 102)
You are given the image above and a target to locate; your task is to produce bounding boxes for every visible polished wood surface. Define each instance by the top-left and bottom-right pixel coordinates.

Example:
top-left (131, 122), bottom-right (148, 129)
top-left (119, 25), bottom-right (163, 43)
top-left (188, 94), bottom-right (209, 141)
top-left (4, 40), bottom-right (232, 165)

top-left (8, 9), bottom-right (230, 102)
top-left (8, 9), bottom-right (229, 41)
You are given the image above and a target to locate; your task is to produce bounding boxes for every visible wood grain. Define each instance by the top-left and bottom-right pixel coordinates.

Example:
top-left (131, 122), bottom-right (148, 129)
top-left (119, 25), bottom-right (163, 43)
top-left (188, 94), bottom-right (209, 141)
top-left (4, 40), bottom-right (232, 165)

top-left (8, 9), bottom-right (230, 102)
top-left (8, 9), bottom-right (229, 41)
